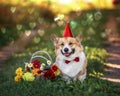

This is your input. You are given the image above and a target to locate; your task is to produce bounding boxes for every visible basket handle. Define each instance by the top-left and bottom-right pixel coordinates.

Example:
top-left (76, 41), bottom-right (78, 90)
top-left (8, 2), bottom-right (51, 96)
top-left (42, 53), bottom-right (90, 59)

top-left (29, 50), bottom-right (53, 64)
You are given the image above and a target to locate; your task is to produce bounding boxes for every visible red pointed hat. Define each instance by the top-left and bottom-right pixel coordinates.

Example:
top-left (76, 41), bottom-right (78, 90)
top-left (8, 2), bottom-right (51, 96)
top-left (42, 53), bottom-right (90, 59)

top-left (63, 23), bottom-right (74, 37)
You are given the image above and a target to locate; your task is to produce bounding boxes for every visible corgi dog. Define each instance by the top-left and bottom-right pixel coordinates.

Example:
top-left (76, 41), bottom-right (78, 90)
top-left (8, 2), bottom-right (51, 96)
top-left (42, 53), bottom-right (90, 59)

top-left (51, 34), bottom-right (87, 82)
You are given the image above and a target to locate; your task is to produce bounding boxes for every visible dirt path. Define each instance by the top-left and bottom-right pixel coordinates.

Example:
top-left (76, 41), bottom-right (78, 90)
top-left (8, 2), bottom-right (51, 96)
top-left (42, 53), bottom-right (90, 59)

top-left (102, 16), bottom-right (120, 84)
top-left (103, 40), bottom-right (120, 84)
top-left (0, 30), bottom-right (39, 72)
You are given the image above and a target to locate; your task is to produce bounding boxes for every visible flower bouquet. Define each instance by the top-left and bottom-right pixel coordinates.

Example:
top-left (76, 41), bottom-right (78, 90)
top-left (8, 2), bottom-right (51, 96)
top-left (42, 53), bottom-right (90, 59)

top-left (14, 51), bottom-right (61, 82)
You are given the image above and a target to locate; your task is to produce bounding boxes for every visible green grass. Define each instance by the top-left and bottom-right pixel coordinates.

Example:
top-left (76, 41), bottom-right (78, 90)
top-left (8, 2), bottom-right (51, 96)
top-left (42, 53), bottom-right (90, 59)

top-left (0, 10), bottom-right (120, 96)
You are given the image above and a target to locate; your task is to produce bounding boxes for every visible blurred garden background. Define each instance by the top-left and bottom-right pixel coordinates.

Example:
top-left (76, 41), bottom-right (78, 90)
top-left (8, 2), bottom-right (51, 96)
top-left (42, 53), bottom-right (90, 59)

top-left (0, 0), bottom-right (120, 96)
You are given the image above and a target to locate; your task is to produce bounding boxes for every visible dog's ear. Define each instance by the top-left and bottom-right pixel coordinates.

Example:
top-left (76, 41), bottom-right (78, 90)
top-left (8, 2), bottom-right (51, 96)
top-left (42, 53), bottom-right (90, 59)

top-left (76, 34), bottom-right (82, 42)
top-left (51, 34), bottom-right (59, 46)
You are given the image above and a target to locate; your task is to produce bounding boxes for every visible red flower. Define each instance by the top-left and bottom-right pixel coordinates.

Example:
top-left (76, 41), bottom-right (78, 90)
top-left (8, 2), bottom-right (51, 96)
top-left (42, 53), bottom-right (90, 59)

top-left (44, 70), bottom-right (55, 80)
top-left (51, 65), bottom-right (58, 72)
top-left (32, 60), bottom-right (41, 68)
top-left (37, 70), bottom-right (42, 74)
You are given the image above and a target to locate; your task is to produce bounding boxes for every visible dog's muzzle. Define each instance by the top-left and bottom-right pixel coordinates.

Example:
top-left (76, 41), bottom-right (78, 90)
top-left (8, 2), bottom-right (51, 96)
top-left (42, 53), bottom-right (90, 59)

top-left (61, 48), bottom-right (75, 57)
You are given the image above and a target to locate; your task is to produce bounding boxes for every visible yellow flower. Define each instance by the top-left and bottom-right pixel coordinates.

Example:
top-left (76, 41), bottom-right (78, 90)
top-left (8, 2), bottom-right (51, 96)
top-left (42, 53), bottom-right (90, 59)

top-left (22, 72), bottom-right (35, 81)
top-left (54, 70), bottom-right (61, 76)
top-left (15, 67), bottom-right (23, 75)
top-left (17, 72), bottom-right (23, 78)
top-left (14, 75), bottom-right (21, 82)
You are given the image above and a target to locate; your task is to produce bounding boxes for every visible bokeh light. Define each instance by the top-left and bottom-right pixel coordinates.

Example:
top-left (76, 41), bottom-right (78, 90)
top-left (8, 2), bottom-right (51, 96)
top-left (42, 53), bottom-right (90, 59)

top-left (16, 24), bottom-right (22, 30)
top-left (37, 29), bottom-right (45, 37)
top-left (94, 11), bottom-right (102, 21)
top-left (25, 30), bottom-right (31, 37)
top-left (10, 6), bottom-right (16, 13)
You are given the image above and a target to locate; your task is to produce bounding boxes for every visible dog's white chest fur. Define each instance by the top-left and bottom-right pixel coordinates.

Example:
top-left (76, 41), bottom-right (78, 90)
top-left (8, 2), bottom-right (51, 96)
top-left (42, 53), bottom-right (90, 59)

top-left (56, 52), bottom-right (86, 77)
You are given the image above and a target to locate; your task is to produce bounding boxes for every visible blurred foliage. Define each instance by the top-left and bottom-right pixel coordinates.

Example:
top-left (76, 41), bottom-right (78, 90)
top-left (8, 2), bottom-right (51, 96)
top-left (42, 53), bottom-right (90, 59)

top-left (0, 0), bottom-right (120, 46)
top-left (0, 2), bottom-right (55, 46)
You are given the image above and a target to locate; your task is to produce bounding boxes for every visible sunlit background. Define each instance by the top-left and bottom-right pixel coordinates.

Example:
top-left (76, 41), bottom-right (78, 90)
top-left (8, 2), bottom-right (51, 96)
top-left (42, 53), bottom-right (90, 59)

top-left (0, 0), bottom-right (120, 46)
top-left (0, 1), bottom-right (120, 95)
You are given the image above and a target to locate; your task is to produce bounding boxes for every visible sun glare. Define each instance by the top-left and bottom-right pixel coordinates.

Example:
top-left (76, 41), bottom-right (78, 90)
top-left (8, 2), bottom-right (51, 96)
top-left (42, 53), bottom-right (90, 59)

top-left (58, 0), bottom-right (73, 4)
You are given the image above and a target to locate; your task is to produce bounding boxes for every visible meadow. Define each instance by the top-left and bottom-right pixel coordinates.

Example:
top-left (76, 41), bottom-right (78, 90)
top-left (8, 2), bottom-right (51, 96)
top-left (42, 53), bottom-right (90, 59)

top-left (0, 10), bottom-right (120, 96)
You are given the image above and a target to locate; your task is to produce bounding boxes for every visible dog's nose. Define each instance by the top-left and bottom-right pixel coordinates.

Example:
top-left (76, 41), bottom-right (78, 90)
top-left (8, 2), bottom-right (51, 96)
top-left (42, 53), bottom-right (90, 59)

top-left (64, 48), bottom-right (69, 52)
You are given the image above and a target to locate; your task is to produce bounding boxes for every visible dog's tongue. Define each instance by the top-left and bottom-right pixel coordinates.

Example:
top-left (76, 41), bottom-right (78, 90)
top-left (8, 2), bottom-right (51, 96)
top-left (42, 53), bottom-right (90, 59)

top-left (64, 53), bottom-right (71, 57)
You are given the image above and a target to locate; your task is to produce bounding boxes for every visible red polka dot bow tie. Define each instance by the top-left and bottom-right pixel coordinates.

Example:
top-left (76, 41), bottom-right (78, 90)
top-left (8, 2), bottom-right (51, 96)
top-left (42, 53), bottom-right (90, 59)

top-left (65, 57), bottom-right (80, 64)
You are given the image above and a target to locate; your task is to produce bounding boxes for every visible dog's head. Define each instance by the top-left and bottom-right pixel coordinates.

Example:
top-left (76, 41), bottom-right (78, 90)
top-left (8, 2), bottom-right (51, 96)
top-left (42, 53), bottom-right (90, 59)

top-left (51, 34), bottom-right (83, 58)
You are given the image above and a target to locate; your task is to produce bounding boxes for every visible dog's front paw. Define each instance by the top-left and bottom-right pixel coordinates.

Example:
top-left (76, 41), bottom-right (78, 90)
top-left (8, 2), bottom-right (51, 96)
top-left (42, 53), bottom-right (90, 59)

top-left (62, 75), bottom-right (72, 84)
top-left (78, 73), bottom-right (86, 83)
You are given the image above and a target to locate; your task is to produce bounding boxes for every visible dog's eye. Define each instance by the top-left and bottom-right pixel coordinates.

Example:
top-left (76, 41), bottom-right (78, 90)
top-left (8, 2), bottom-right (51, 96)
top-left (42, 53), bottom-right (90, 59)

top-left (61, 43), bottom-right (64, 46)
top-left (69, 42), bottom-right (73, 45)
